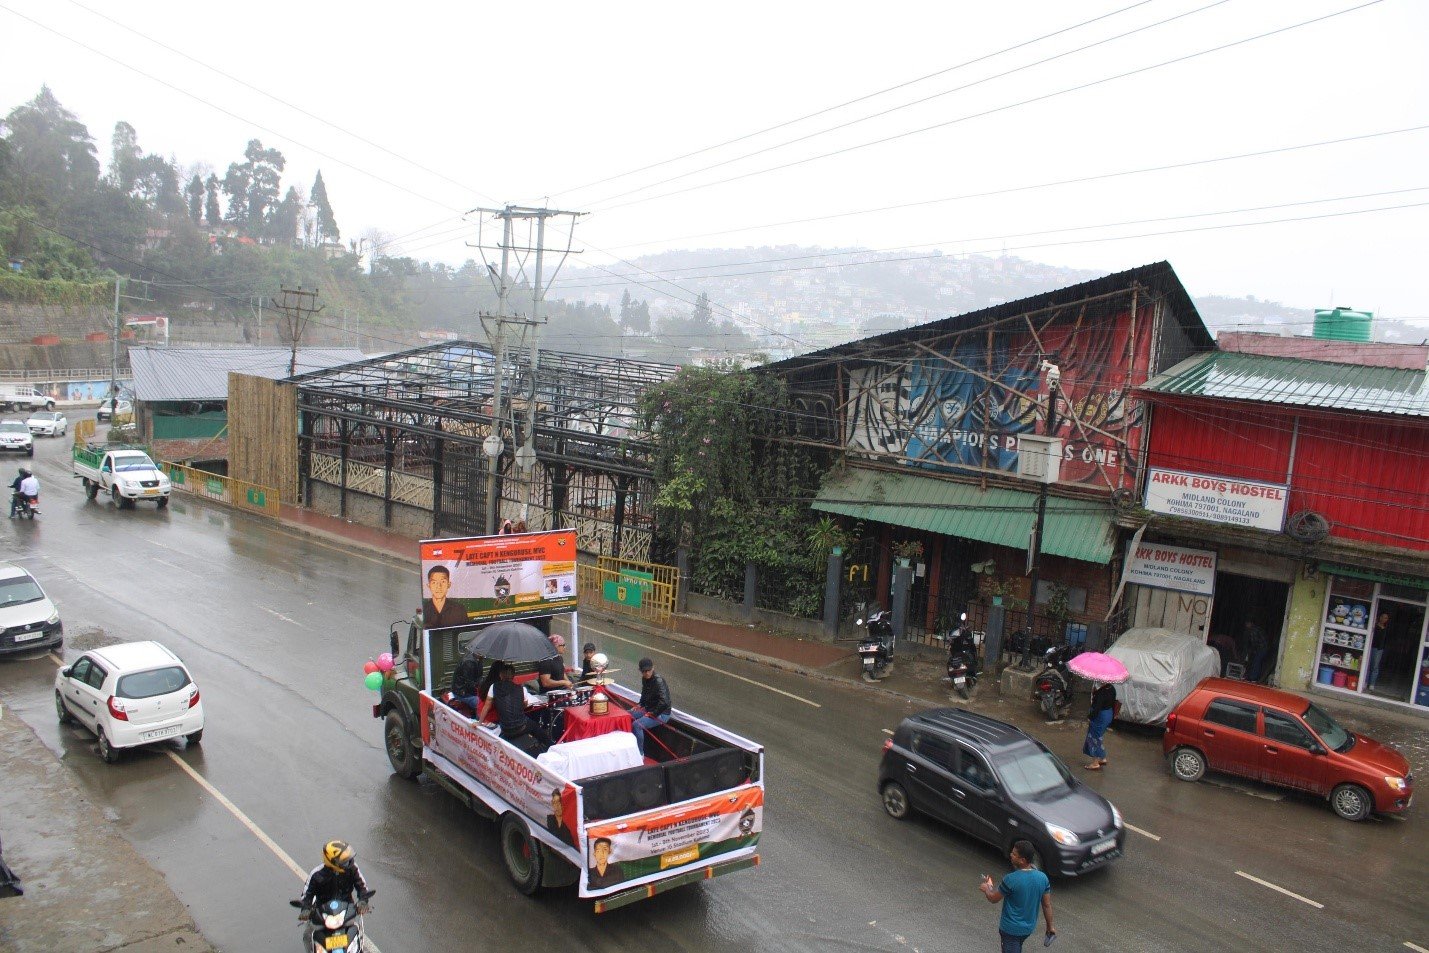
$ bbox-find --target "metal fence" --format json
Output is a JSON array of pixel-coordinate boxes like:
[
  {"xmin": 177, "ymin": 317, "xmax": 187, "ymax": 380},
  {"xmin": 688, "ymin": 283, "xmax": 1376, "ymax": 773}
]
[
  {"xmin": 576, "ymin": 557, "xmax": 677, "ymax": 628},
  {"xmin": 160, "ymin": 462, "xmax": 282, "ymax": 519}
]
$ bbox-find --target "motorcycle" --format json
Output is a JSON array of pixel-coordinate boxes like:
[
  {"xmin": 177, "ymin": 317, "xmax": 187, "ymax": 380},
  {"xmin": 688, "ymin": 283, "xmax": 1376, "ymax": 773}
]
[
  {"xmin": 854, "ymin": 602, "xmax": 895, "ymax": 682},
  {"xmin": 290, "ymin": 892, "xmax": 374, "ymax": 953},
  {"xmin": 11, "ymin": 493, "xmax": 37, "ymax": 519},
  {"xmin": 943, "ymin": 612, "xmax": 980, "ymax": 699},
  {"xmin": 1034, "ymin": 644, "xmax": 1075, "ymax": 720}
]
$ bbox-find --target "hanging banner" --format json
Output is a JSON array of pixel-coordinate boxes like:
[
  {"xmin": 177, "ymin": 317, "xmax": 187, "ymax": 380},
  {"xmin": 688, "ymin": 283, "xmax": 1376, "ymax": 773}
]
[
  {"xmin": 419, "ymin": 530, "xmax": 578, "ymax": 628},
  {"xmin": 1124, "ymin": 541, "xmax": 1217, "ymax": 596},
  {"xmin": 1144, "ymin": 468, "xmax": 1288, "ymax": 532},
  {"xmin": 582, "ymin": 786, "xmax": 763, "ymax": 891}
]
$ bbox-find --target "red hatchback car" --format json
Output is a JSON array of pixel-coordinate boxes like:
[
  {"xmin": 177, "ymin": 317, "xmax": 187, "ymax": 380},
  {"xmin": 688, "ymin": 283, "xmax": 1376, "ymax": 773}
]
[{"xmin": 1163, "ymin": 678, "xmax": 1413, "ymax": 821}]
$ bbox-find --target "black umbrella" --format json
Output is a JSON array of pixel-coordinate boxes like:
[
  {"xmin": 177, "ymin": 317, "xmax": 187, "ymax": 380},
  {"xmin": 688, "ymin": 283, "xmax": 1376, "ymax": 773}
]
[{"xmin": 468, "ymin": 621, "xmax": 557, "ymax": 663}]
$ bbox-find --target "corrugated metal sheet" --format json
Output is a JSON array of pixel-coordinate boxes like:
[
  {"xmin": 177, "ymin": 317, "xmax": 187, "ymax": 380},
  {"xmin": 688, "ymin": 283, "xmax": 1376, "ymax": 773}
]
[
  {"xmin": 812, "ymin": 466, "xmax": 1115, "ymax": 564},
  {"xmin": 1144, "ymin": 351, "xmax": 1429, "ymax": 417},
  {"xmin": 130, "ymin": 347, "xmax": 366, "ymax": 402}
]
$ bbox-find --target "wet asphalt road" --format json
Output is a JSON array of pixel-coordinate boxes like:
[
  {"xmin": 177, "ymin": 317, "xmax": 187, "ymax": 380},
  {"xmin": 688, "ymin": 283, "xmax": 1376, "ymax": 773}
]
[{"xmin": 0, "ymin": 423, "xmax": 1426, "ymax": 952}]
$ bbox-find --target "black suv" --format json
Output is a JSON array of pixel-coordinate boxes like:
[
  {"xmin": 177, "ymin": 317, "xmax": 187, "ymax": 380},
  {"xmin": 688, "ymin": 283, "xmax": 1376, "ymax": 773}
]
[{"xmin": 878, "ymin": 708, "xmax": 1124, "ymax": 877}]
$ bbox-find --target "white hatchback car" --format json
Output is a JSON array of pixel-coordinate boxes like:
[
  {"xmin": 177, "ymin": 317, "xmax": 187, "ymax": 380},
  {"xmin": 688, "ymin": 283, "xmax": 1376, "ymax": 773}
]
[
  {"xmin": 55, "ymin": 641, "xmax": 204, "ymax": 762},
  {"xmin": 25, "ymin": 410, "xmax": 68, "ymax": 437}
]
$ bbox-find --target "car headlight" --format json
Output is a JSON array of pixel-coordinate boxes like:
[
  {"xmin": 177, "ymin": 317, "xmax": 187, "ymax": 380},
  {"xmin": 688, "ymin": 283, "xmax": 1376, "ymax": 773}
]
[
  {"xmin": 1045, "ymin": 823, "xmax": 1079, "ymax": 846},
  {"xmin": 1110, "ymin": 803, "xmax": 1123, "ymax": 828},
  {"xmin": 46, "ymin": 610, "xmax": 60, "ymax": 625},
  {"xmin": 1385, "ymin": 776, "xmax": 1407, "ymax": 791}
]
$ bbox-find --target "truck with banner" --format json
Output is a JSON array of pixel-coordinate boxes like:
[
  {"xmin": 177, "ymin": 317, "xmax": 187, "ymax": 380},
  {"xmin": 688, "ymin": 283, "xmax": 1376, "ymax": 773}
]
[{"xmin": 374, "ymin": 529, "xmax": 764, "ymax": 912}]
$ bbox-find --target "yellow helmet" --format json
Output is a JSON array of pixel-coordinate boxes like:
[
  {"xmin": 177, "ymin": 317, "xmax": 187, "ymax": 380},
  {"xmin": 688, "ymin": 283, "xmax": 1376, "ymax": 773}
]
[{"xmin": 323, "ymin": 840, "xmax": 355, "ymax": 873}]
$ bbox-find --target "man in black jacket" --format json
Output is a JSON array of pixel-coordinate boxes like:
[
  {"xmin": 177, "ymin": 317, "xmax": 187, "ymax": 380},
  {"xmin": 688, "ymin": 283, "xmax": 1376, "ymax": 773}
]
[
  {"xmin": 449, "ymin": 651, "xmax": 484, "ymax": 712},
  {"xmin": 629, "ymin": 657, "xmax": 672, "ymax": 755},
  {"xmin": 300, "ymin": 840, "xmax": 372, "ymax": 910}
]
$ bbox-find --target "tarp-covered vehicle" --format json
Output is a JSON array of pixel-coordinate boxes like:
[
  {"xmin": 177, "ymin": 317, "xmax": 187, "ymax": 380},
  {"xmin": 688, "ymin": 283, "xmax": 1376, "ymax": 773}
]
[
  {"xmin": 375, "ymin": 530, "xmax": 764, "ymax": 913},
  {"xmin": 1105, "ymin": 627, "xmax": 1220, "ymax": 725}
]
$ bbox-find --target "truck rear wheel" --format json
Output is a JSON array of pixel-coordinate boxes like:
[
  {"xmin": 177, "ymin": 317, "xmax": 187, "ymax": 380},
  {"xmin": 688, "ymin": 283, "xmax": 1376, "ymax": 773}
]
[
  {"xmin": 500, "ymin": 813, "xmax": 544, "ymax": 895},
  {"xmin": 384, "ymin": 709, "xmax": 420, "ymax": 779},
  {"xmin": 85, "ymin": 479, "xmax": 99, "ymax": 500}
]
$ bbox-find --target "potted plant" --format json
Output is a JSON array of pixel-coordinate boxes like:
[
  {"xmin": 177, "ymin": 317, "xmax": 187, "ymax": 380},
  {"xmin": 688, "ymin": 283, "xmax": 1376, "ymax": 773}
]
[{"xmin": 891, "ymin": 539, "xmax": 924, "ymax": 566}]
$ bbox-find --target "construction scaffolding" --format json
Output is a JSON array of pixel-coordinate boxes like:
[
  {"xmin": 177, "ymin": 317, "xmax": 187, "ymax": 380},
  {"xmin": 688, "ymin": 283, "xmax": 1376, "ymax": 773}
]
[{"xmin": 288, "ymin": 341, "xmax": 679, "ymax": 558}]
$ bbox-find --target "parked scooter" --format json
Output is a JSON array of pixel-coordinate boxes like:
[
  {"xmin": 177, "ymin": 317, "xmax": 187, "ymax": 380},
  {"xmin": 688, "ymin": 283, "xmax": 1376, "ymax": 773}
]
[
  {"xmin": 943, "ymin": 612, "xmax": 980, "ymax": 699},
  {"xmin": 1034, "ymin": 644, "xmax": 1075, "ymax": 720},
  {"xmin": 290, "ymin": 892, "xmax": 374, "ymax": 953},
  {"xmin": 854, "ymin": 602, "xmax": 895, "ymax": 682}
]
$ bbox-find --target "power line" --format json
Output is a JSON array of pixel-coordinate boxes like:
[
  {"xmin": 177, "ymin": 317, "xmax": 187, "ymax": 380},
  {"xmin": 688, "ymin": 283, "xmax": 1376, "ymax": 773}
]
[
  {"xmin": 587, "ymin": 0, "xmax": 1387, "ymax": 215},
  {"xmin": 551, "ymin": 0, "xmax": 1161, "ymax": 199}
]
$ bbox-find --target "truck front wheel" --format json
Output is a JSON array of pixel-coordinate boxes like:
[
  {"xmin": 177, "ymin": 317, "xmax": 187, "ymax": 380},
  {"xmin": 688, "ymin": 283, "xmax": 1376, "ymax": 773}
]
[
  {"xmin": 384, "ymin": 709, "xmax": 420, "ymax": 779},
  {"xmin": 500, "ymin": 813, "xmax": 544, "ymax": 895}
]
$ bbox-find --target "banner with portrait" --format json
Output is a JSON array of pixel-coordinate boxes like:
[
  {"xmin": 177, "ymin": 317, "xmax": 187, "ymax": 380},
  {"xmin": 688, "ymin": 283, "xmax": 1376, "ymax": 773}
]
[{"xmin": 419, "ymin": 530, "xmax": 578, "ymax": 629}]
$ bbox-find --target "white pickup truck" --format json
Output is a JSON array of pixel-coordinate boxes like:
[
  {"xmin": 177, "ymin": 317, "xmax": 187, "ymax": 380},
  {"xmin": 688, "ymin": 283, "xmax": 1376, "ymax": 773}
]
[
  {"xmin": 0, "ymin": 385, "xmax": 56, "ymax": 413},
  {"xmin": 73, "ymin": 444, "xmax": 171, "ymax": 508}
]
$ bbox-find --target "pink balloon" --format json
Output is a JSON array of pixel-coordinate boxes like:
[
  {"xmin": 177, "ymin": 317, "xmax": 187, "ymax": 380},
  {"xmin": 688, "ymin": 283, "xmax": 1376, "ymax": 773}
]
[
  {"xmin": 363, "ymin": 660, "xmax": 379, "ymax": 675},
  {"xmin": 376, "ymin": 652, "xmax": 394, "ymax": 672}
]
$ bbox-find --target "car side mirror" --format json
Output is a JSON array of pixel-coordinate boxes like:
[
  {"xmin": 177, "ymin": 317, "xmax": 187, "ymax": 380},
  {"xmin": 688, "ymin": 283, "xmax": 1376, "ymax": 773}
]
[
  {"xmin": 59, "ymin": 665, "xmax": 70, "ymax": 677},
  {"xmin": 1308, "ymin": 743, "xmax": 1327, "ymax": 755},
  {"xmin": 389, "ymin": 631, "xmax": 400, "ymax": 659}
]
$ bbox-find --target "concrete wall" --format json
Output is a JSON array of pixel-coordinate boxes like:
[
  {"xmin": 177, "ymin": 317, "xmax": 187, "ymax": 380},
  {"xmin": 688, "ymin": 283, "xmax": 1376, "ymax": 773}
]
[
  {"xmin": 685, "ymin": 591, "xmax": 832, "ymax": 642},
  {"xmin": 307, "ymin": 481, "xmax": 431, "ymax": 540}
]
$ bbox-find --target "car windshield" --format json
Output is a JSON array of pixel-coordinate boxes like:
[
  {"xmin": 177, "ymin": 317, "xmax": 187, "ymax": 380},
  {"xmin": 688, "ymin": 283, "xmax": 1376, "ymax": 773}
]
[
  {"xmin": 117, "ymin": 666, "xmax": 191, "ymax": 699},
  {"xmin": 993, "ymin": 744, "xmax": 1073, "ymax": 798},
  {"xmin": 114, "ymin": 456, "xmax": 155, "ymax": 472},
  {"xmin": 33, "ymin": 413, "xmax": 58, "ymax": 422},
  {"xmin": 0, "ymin": 422, "xmax": 26, "ymax": 433},
  {"xmin": 0, "ymin": 575, "xmax": 45, "ymax": 606},
  {"xmin": 1303, "ymin": 702, "xmax": 1354, "ymax": 753}
]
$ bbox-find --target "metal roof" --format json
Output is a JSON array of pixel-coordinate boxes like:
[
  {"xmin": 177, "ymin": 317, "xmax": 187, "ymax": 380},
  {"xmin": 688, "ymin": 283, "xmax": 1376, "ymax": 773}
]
[
  {"xmin": 129, "ymin": 347, "xmax": 367, "ymax": 402},
  {"xmin": 1142, "ymin": 351, "xmax": 1429, "ymax": 417},
  {"xmin": 811, "ymin": 466, "xmax": 1116, "ymax": 564}
]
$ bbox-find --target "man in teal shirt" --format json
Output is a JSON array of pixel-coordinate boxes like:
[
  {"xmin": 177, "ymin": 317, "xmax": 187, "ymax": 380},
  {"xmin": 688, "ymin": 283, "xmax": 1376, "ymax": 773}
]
[{"xmin": 979, "ymin": 840, "xmax": 1055, "ymax": 952}]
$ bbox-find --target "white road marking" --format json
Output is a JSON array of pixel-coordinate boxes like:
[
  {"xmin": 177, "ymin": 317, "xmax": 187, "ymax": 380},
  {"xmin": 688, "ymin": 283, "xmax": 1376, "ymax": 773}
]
[
  {"xmin": 1234, "ymin": 870, "xmax": 1323, "ymax": 909},
  {"xmin": 260, "ymin": 606, "xmax": 302, "ymax": 626},
  {"xmin": 151, "ymin": 556, "xmax": 197, "ymax": 575},
  {"xmin": 1403, "ymin": 942, "xmax": 1429, "ymax": 953},
  {"xmin": 164, "ymin": 752, "xmax": 306, "ymax": 880},
  {"xmin": 1124, "ymin": 822, "xmax": 1161, "ymax": 841},
  {"xmin": 583, "ymin": 624, "xmax": 821, "ymax": 708},
  {"xmin": 882, "ymin": 728, "xmax": 894, "ymax": 735}
]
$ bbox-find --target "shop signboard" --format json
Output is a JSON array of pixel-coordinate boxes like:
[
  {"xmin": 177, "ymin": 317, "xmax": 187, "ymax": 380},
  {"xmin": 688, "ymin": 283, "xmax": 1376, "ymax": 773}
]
[
  {"xmin": 1144, "ymin": 467, "xmax": 1288, "ymax": 532},
  {"xmin": 1124, "ymin": 541, "xmax": 1217, "ymax": 596},
  {"xmin": 419, "ymin": 529, "xmax": 578, "ymax": 629}
]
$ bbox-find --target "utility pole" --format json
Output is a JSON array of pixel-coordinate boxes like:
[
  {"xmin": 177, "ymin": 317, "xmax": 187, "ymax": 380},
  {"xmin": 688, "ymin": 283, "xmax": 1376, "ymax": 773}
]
[
  {"xmin": 468, "ymin": 205, "xmax": 583, "ymax": 535},
  {"xmin": 111, "ymin": 277, "xmax": 152, "ymax": 403},
  {"xmin": 270, "ymin": 287, "xmax": 324, "ymax": 377},
  {"xmin": 1024, "ymin": 360, "xmax": 1062, "ymax": 635}
]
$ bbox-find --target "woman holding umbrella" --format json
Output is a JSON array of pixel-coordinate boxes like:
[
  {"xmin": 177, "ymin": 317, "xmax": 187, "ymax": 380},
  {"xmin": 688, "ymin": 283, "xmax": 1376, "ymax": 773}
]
[{"xmin": 1066, "ymin": 652, "xmax": 1129, "ymax": 771}]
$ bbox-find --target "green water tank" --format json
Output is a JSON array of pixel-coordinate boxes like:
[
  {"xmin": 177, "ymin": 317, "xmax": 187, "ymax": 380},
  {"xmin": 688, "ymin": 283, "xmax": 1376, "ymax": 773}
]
[{"xmin": 1313, "ymin": 307, "xmax": 1372, "ymax": 342}]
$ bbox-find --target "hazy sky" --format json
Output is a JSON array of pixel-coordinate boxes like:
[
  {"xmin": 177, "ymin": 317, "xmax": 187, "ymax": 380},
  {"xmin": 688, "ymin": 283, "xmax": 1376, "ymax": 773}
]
[{"xmin": 3, "ymin": 0, "xmax": 1426, "ymax": 324}]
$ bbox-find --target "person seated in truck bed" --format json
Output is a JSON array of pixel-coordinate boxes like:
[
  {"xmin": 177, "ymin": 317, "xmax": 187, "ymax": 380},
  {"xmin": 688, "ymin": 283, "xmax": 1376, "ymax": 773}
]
[
  {"xmin": 447, "ymin": 651, "xmax": 485, "ymax": 713},
  {"xmin": 478, "ymin": 662, "xmax": 554, "ymax": 755}
]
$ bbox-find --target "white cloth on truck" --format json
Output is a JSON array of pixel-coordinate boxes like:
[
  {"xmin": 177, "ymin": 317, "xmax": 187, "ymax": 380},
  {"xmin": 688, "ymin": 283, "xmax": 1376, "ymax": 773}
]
[
  {"xmin": 537, "ymin": 731, "xmax": 642, "ymax": 780},
  {"xmin": 1106, "ymin": 627, "xmax": 1220, "ymax": 725}
]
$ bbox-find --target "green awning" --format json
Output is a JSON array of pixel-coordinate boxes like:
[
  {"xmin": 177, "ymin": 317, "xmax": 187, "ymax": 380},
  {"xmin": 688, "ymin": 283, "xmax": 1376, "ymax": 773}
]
[{"xmin": 812, "ymin": 466, "xmax": 1116, "ymax": 564}]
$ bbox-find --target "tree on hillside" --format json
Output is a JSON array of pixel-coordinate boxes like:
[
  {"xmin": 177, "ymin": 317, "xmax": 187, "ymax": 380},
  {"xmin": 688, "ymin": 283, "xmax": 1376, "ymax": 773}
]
[
  {"xmin": 692, "ymin": 291, "xmax": 714, "ymax": 330},
  {"xmin": 221, "ymin": 160, "xmax": 249, "ymax": 225},
  {"xmin": 185, "ymin": 174, "xmax": 204, "ymax": 223},
  {"xmin": 221, "ymin": 139, "xmax": 285, "ymax": 233},
  {"xmin": 270, "ymin": 185, "xmax": 304, "ymax": 245},
  {"xmin": 619, "ymin": 290, "xmax": 651, "ymax": 333},
  {"xmin": 620, "ymin": 288, "xmax": 632, "ymax": 324},
  {"xmin": 310, "ymin": 171, "xmax": 338, "ymax": 243},
  {"xmin": 0, "ymin": 86, "xmax": 101, "ymax": 211},
  {"xmin": 204, "ymin": 173, "xmax": 222, "ymax": 226},
  {"xmin": 109, "ymin": 121, "xmax": 142, "ymax": 194}
]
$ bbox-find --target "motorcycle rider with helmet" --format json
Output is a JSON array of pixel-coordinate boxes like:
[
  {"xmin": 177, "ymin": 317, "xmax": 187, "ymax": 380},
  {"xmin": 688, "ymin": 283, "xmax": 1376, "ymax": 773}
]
[
  {"xmin": 9, "ymin": 468, "xmax": 38, "ymax": 518},
  {"xmin": 299, "ymin": 840, "xmax": 372, "ymax": 911}
]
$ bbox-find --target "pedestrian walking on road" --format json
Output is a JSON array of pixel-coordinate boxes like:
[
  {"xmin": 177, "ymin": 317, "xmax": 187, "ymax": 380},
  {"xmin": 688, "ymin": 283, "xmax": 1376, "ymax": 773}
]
[
  {"xmin": 979, "ymin": 840, "xmax": 1054, "ymax": 952},
  {"xmin": 1083, "ymin": 681, "xmax": 1116, "ymax": 770}
]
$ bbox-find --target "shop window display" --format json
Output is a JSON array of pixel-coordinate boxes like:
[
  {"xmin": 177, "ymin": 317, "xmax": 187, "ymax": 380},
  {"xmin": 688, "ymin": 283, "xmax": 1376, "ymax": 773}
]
[{"xmin": 1317, "ymin": 576, "xmax": 1429, "ymax": 709}]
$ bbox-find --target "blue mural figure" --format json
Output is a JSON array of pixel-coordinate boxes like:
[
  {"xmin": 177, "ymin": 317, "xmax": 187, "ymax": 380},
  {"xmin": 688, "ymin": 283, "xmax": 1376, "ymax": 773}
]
[{"xmin": 904, "ymin": 337, "xmax": 1040, "ymax": 474}]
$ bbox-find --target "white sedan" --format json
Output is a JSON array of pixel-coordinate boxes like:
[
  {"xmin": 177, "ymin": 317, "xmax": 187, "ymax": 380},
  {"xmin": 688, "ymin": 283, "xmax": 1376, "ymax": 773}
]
[
  {"xmin": 26, "ymin": 411, "xmax": 68, "ymax": 437},
  {"xmin": 55, "ymin": 641, "xmax": 204, "ymax": 762}
]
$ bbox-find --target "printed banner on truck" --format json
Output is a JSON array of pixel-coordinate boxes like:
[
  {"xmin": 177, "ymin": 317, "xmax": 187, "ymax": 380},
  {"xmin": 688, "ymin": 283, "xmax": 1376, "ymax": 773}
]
[
  {"xmin": 582, "ymin": 786, "xmax": 763, "ymax": 892},
  {"xmin": 1124, "ymin": 541, "xmax": 1217, "ymax": 596},
  {"xmin": 1144, "ymin": 467, "xmax": 1288, "ymax": 532},
  {"xmin": 419, "ymin": 530, "xmax": 578, "ymax": 628},
  {"xmin": 423, "ymin": 698, "xmax": 581, "ymax": 845}
]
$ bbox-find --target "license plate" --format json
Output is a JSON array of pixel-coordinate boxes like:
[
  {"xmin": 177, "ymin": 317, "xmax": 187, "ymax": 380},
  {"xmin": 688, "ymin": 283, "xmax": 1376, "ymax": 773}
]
[
  {"xmin": 13, "ymin": 631, "xmax": 44, "ymax": 643},
  {"xmin": 1091, "ymin": 839, "xmax": 1117, "ymax": 856},
  {"xmin": 141, "ymin": 725, "xmax": 180, "ymax": 741},
  {"xmin": 143, "ymin": 488, "xmax": 159, "ymax": 496},
  {"xmin": 325, "ymin": 935, "xmax": 348, "ymax": 950},
  {"xmin": 953, "ymin": 676, "xmax": 966, "ymax": 685}
]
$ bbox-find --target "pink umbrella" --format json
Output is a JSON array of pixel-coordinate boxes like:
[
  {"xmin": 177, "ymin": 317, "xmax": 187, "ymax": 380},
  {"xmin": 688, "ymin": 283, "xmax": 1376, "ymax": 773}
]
[{"xmin": 1067, "ymin": 651, "xmax": 1130, "ymax": 684}]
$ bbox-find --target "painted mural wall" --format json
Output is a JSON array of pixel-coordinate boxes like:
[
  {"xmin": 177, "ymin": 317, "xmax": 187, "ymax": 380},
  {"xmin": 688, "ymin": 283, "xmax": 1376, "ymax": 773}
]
[{"xmin": 843, "ymin": 306, "xmax": 1154, "ymax": 490}]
